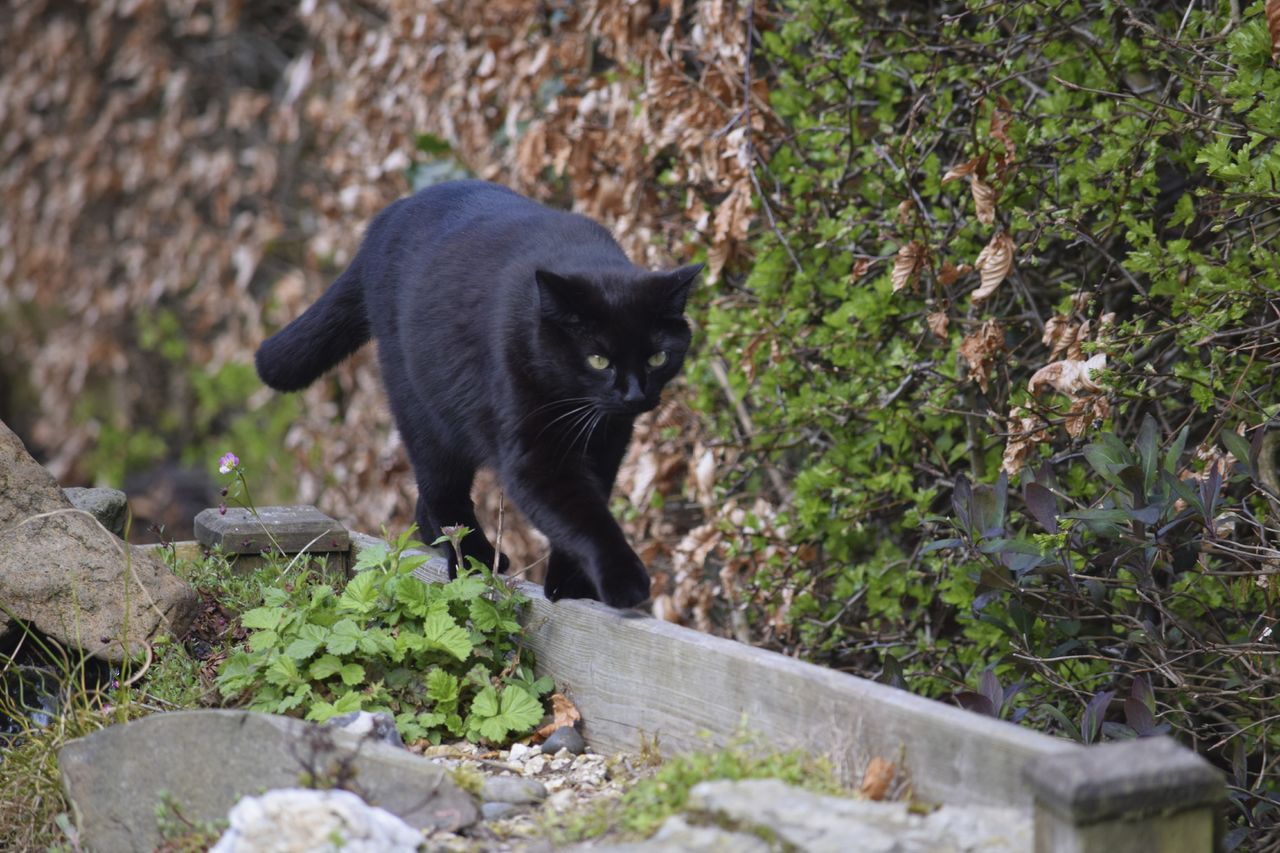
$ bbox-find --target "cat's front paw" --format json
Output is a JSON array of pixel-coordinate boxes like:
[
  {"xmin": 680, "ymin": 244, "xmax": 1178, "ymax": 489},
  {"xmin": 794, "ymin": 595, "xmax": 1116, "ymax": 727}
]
[{"xmin": 596, "ymin": 558, "xmax": 652, "ymax": 609}]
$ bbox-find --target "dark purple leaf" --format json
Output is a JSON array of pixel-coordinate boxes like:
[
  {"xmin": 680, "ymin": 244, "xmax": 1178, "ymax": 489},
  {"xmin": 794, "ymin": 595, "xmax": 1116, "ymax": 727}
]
[
  {"xmin": 1081, "ymin": 690, "xmax": 1114, "ymax": 745},
  {"xmin": 1130, "ymin": 674, "xmax": 1155, "ymax": 714},
  {"xmin": 979, "ymin": 668, "xmax": 1003, "ymax": 714},
  {"xmin": 1023, "ymin": 482, "xmax": 1059, "ymax": 532},
  {"xmin": 1123, "ymin": 696, "xmax": 1157, "ymax": 736},
  {"xmin": 1102, "ymin": 721, "xmax": 1138, "ymax": 740},
  {"xmin": 955, "ymin": 691, "xmax": 997, "ymax": 717},
  {"xmin": 952, "ymin": 475, "xmax": 973, "ymax": 537}
]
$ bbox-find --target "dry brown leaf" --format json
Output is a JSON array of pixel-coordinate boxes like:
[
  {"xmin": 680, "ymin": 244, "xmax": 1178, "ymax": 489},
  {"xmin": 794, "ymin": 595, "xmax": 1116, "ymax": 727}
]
[
  {"xmin": 942, "ymin": 155, "xmax": 982, "ymax": 183},
  {"xmin": 958, "ymin": 319, "xmax": 1004, "ymax": 393},
  {"xmin": 859, "ymin": 757, "xmax": 896, "ymax": 801},
  {"xmin": 971, "ymin": 232, "xmax": 1015, "ymax": 303},
  {"xmin": 1041, "ymin": 314, "xmax": 1076, "ymax": 360},
  {"xmin": 850, "ymin": 257, "xmax": 870, "ymax": 282},
  {"xmin": 1066, "ymin": 319, "xmax": 1090, "ymax": 361},
  {"xmin": 1268, "ymin": 0, "xmax": 1280, "ymax": 61},
  {"xmin": 1028, "ymin": 353, "xmax": 1107, "ymax": 397},
  {"xmin": 990, "ymin": 95, "xmax": 1016, "ymax": 164},
  {"xmin": 897, "ymin": 198, "xmax": 915, "ymax": 224},
  {"xmin": 1002, "ymin": 407, "xmax": 1050, "ymax": 476},
  {"xmin": 926, "ymin": 311, "xmax": 950, "ymax": 340},
  {"xmin": 937, "ymin": 261, "xmax": 972, "ymax": 286},
  {"xmin": 971, "ymin": 178, "xmax": 996, "ymax": 226},
  {"xmin": 1065, "ymin": 394, "xmax": 1111, "ymax": 438},
  {"xmin": 891, "ymin": 241, "xmax": 925, "ymax": 293},
  {"xmin": 535, "ymin": 692, "xmax": 583, "ymax": 739}
]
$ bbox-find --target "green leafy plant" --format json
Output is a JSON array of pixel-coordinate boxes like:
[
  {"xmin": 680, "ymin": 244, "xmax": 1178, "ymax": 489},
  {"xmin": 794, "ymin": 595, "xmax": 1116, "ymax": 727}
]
[{"xmin": 215, "ymin": 527, "xmax": 551, "ymax": 745}]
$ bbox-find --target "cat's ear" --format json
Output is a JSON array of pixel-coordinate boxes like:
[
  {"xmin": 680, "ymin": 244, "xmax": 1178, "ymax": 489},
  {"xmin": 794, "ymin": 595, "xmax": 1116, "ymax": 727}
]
[
  {"xmin": 535, "ymin": 270, "xmax": 586, "ymax": 324},
  {"xmin": 653, "ymin": 263, "xmax": 704, "ymax": 316}
]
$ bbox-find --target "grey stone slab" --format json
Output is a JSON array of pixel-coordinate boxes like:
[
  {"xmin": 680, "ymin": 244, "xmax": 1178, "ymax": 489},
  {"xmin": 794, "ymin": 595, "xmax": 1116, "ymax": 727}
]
[
  {"xmin": 194, "ymin": 505, "xmax": 349, "ymax": 555},
  {"xmin": 579, "ymin": 814, "xmax": 772, "ymax": 853},
  {"xmin": 62, "ymin": 487, "xmax": 128, "ymax": 537},
  {"xmin": 1023, "ymin": 736, "xmax": 1224, "ymax": 825},
  {"xmin": 683, "ymin": 778, "xmax": 1031, "ymax": 853},
  {"xmin": 59, "ymin": 709, "xmax": 478, "ymax": 852}
]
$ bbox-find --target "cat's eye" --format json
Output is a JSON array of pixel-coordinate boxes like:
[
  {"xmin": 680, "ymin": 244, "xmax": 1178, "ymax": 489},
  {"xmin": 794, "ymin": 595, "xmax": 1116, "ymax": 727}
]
[
  {"xmin": 587, "ymin": 354, "xmax": 611, "ymax": 370},
  {"xmin": 647, "ymin": 351, "xmax": 669, "ymax": 368}
]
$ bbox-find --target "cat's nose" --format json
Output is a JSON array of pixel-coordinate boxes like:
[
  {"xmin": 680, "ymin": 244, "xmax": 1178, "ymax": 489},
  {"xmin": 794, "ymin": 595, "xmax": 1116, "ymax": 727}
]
[{"xmin": 621, "ymin": 376, "xmax": 647, "ymax": 408}]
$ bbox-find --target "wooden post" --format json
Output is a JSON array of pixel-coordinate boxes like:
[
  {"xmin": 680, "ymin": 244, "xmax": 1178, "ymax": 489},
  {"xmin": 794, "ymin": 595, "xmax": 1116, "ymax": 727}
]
[
  {"xmin": 191, "ymin": 505, "xmax": 349, "ymax": 578},
  {"xmin": 1023, "ymin": 737, "xmax": 1224, "ymax": 853}
]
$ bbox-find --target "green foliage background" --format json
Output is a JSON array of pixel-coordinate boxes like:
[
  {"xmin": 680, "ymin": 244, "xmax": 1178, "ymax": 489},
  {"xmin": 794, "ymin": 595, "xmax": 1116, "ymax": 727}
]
[{"xmin": 691, "ymin": 1, "xmax": 1279, "ymax": 845}]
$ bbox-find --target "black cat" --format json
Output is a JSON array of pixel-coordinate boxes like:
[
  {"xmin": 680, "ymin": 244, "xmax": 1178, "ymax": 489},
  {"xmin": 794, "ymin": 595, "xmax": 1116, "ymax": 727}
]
[{"xmin": 255, "ymin": 180, "xmax": 701, "ymax": 608}]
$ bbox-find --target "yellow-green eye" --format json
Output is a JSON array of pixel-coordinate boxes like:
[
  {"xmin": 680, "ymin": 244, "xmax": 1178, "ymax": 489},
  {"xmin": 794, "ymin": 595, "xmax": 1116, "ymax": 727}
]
[
  {"xmin": 587, "ymin": 354, "xmax": 611, "ymax": 370},
  {"xmin": 647, "ymin": 351, "xmax": 669, "ymax": 368}
]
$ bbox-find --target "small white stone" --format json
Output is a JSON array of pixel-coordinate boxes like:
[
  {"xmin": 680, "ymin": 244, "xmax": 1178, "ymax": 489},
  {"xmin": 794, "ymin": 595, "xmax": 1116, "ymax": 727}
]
[
  {"xmin": 553, "ymin": 747, "xmax": 571, "ymax": 761},
  {"xmin": 211, "ymin": 788, "xmax": 421, "ymax": 853},
  {"xmin": 523, "ymin": 755, "xmax": 547, "ymax": 775},
  {"xmin": 507, "ymin": 742, "xmax": 532, "ymax": 763},
  {"xmin": 545, "ymin": 789, "xmax": 576, "ymax": 812},
  {"xmin": 548, "ymin": 757, "xmax": 571, "ymax": 772}
]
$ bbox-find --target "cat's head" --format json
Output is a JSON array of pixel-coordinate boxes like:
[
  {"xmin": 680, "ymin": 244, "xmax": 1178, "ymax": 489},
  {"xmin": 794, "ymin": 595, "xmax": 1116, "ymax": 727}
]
[{"xmin": 534, "ymin": 264, "xmax": 703, "ymax": 416}]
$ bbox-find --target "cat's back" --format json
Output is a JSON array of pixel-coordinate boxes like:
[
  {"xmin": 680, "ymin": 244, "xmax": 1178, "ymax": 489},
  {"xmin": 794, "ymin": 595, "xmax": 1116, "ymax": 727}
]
[{"xmin": 391, "ymin": 180, "xmax": 623, "ymax": 264}]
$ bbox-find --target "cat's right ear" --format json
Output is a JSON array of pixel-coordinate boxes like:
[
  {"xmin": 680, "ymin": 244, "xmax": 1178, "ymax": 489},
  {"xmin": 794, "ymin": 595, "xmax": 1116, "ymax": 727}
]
[{"xmin": 535, "ymin": 270, "xmax": 585, "ymax": 325}]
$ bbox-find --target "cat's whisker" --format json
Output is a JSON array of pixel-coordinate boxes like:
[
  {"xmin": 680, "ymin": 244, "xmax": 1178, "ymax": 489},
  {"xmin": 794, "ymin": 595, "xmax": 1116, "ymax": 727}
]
[
  {"xmin": 516, "ymin": 396, "xmax": 596, "ymax": 428},
  {"xmin": 533, "ymin": 403, "xmax": 596, "ymax": 444}
]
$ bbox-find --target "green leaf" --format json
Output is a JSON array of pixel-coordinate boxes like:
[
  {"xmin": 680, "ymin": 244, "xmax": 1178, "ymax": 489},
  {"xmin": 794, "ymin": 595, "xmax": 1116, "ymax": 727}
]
[
  {"xmin": 352, "ymin": 543, "xmax": 389, "ymax": 573},
  {"xmin": 421, "ymin": 611, "xmax": 474, "ymax": 661},
  {"xmin": 283, "ymin": 623, "xmax": 329, "ymax": 660},
  {"xmin": 427, "ymin": 669, "xmax": 461, "ymax": 708},
  {"xmin": 265, "ymin": 654, "xmax": 302, "ymax": 688},
  {"xmin": 240, "ymin": 606, "xmax": 285, "ymax": 631},
  {"xmin": 339, "ymin": 662, "xmax": 366, "ymax": 686},
  {"xmin": 339, "ymin": 570, "xmax": 383, "ymax": 615},
  {"xmin": 306, "ymin": 692, "xmax": 364, "ymax": 723},
  {"xmin": 309, "ymin": 654, "xmax": 345, "ymax": 681},
  {"xmin": 325, "ymin": 619, "xmax": 362, "ymax": 656},
  {"xmin": 468, "ymin": 685, "xmax": 544, "ymax": 743}
]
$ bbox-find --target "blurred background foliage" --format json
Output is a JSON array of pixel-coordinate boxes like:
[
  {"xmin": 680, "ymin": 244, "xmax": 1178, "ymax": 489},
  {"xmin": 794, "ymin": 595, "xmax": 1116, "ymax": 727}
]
[{"xmin": 1, "ymin": 0, "xmax": 1277, "ymax": 845}]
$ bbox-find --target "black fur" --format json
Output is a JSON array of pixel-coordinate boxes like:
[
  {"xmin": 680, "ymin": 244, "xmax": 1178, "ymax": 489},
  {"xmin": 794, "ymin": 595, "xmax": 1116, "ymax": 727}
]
[{"xmin": 255, "ymin": 181, "xmax": 701, "ymax": 608}]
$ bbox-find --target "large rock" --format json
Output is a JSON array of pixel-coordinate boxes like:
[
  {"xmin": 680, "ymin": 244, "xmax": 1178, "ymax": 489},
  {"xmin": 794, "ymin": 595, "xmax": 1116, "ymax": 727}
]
[
  {"xmin": 0, "ymin": 419, "xmax": 197, "ymax": 658},
  {"xmin": 59, "ymin": 710, "xmax": 480, "ymax": 852}
]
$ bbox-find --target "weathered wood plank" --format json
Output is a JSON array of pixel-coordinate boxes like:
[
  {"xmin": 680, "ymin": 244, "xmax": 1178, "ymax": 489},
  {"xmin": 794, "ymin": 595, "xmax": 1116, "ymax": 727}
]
[{"xmin": 348, "ymin": 532, "xmax": 1075, "ymax": 811}]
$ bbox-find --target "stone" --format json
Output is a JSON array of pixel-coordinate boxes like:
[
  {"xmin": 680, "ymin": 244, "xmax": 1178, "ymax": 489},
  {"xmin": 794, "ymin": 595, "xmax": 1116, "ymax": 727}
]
[
  {"xmin": 0, "ymin": 420, "xmax": 197, "ymax": 659},
  {"xmin": 481, "ymin": 775, "xmax": 547, "ymax": 805},
  {"xmin": 541, "ymin": 724, "xmax": 586, "ymax": 755},
  {"xmin": 507, "ymin": 741, "xmax": 534, "ymax": 763},
  {"xmin": 62, "ymin": 487, "xmax": 128, "ymax": 538},
  {"xmin": 576, "ymin": 814, "xmax": 771, "ymax": 853},
  {"xmin": 481, "ymin": 801, "xmax": 520, "ymax": 821},
  {"xmin": 210, "ymin": 787, "xmax": 423, "ymax": 853},
  {"xmin": 194, "ymin": 505, "xmax": 349, "ymax": 555},
  {"xmin": 322, "ymin": 710, "xmax": 405, "ymax": 749},
  {"xmin": 683, "ymin": 778, "xmax": 1032, "ymax": 853},
  {"xmin": 59, "ymin": 710, "xmax": 479, "ymax": 852}
]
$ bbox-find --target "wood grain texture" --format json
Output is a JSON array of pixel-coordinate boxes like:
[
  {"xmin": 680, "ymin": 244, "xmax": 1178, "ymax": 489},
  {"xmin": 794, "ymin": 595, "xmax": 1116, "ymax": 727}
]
[{"xmin": 348, "ymin": 532, "xmax": 1075, "ymax": 811}]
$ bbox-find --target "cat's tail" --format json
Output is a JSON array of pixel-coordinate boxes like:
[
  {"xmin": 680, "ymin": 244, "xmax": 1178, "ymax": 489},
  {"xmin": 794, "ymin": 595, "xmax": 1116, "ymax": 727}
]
[{"xmin": 254, "ymin": 261, "xmax": 371, "ymax": 392}]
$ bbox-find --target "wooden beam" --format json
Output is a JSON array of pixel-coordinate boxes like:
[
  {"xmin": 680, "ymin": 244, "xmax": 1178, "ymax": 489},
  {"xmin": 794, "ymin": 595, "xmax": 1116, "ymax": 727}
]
[{"xmin": 349, "ymin": 532, "xmax": 1073, "ymax": 811}]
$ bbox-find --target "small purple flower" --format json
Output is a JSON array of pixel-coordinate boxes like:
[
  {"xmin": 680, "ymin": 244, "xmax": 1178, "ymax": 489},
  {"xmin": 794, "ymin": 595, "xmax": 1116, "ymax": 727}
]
[
  {"xmin": 219, "ymin": 503, "xmax": 227, "ymax": 516},
  {"xmin": 218, "ymin": 452, "xmax": 240, "ymax": 474}
]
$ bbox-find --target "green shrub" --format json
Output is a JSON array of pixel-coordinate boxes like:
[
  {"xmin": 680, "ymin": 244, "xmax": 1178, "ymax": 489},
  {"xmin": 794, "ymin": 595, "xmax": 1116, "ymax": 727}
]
[
  {"xmin": 698, "ymin": 1, "xmax": 1278, "ymax": 845},
  {"xmin": 215, "ymin": 528, "xmax": 552, "ymax": 745}
]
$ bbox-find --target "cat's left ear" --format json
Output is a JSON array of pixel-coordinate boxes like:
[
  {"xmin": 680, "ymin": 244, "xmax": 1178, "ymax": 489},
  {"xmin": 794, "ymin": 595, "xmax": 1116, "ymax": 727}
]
[{"xmin": 654, "ymin": 263, "xmax": 704, "ymax": 316}]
